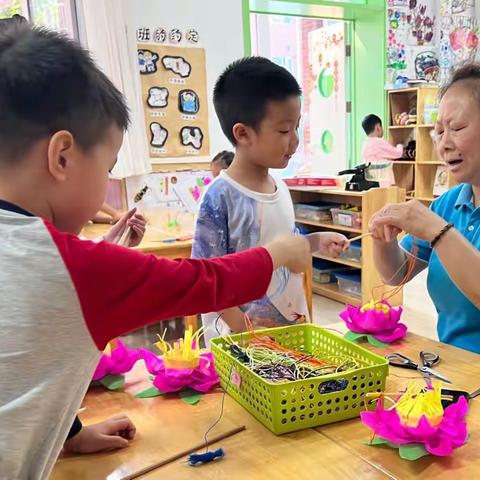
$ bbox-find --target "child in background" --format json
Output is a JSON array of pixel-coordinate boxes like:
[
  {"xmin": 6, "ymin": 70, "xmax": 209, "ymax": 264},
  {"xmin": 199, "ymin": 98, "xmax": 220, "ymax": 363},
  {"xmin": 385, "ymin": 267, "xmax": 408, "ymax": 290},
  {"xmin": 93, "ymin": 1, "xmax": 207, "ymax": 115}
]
[
  {"xmin": 210, "ymin": 150, "xmax": 234, "ymax": 178},
  {"xmin": 0, "ymin": 25, "xmax": 311, "ymax": 479},
  {"xmin": 362, "ymin": 114, "xmax": 403, "ymax": 187},
  {"xmin": 192, "ymin": 57, "xmax": 348, "ymax": 344}
]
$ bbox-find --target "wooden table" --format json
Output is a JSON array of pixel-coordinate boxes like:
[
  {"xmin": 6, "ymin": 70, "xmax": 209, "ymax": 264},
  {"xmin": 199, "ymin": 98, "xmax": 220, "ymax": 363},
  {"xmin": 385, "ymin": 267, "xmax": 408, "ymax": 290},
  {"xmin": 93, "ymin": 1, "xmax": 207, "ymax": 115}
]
[
  {"xmin": 52, "ymin": 326, "xmax": 480, "ymax": 480},
  {"xmin": 81, "ymin": 223, "xmax": 197, "ymax": 330},
  {"xmin": 81, "ymin": 223, "xmax": 193, "ymax": 259}
]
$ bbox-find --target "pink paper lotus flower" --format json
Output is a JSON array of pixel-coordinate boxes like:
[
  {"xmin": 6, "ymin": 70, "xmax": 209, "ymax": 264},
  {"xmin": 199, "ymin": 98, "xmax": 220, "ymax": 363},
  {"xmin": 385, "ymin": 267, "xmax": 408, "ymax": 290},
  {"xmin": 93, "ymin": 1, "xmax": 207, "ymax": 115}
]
[
  {"xmin": 93, "ymin": 340, "xmax": 140, "ymax": 381},
  {"xmin": 143, "ymin": 349, "xmax": 219, "ymax": 393},
  {"xmin": 142, "ymin": 326, "xmax": 220, "ymax": 393},
  {"xmin": 340, "ymin": 300, "xmax": 406, "ymax": 343},
  {"xmin": 361, "ymin": 382, "xmax": 468, "ymax": 457}
]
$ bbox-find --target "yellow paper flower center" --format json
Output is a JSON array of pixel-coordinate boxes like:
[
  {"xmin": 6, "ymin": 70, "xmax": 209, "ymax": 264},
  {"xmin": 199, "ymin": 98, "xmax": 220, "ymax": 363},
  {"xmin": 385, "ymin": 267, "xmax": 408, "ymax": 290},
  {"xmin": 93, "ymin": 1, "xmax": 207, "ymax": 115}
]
[
  {"xmin": 360, "ymin": 300, "xmax": 390, "ymax": 314},
  {"xmin": 155, "ymin": 326, "xmax": 204, "ymax": 369},
  {"xmin": 395, "ymin": 381, "xmax": 444, "ymax": 427}
]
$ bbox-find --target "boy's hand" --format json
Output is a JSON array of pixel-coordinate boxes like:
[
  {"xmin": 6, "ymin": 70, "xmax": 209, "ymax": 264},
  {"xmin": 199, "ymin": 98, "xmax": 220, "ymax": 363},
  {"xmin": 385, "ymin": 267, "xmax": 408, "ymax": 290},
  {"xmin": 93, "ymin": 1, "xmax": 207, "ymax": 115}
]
[
  {"xmin": 63, "ymin": 415, "xmax": 136, "ymax": 454},
  {"xmin": 104, "ymin": 208, "xmax": 146, "ymax": 247},
  {"xmin": 265, "ymin": 234, "xmax": 311, "ymax": 273},
  {"xmin": 306, "ymin": 232, "xmax": 349, "ymax": 258}
]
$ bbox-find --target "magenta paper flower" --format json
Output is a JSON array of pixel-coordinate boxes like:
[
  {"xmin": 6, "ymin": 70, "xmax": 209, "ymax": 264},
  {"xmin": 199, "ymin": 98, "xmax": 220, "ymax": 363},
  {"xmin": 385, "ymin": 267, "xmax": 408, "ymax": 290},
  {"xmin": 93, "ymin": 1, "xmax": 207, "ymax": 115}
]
[
  {"xmin": 93, "ymin": 340, "xmax": 140, "ymax": 381},
  {"xmin": 361, "ymin": 383, "xmax": 468, "ymax": 457},
  {"xmin": 340, "ymin": 300, "xmax": 406, "ymax": 344},
  {"xmin": 141, "ymin": 349, "xmax": 219, "ymax": 393}
]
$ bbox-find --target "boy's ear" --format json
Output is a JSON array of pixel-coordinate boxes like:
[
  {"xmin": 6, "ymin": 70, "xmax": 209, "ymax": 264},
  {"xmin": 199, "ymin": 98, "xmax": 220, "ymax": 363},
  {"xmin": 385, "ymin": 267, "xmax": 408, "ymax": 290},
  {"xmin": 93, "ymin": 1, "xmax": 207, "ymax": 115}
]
[
  {"xmin": 232, "ymin": 122, "xmax": 253, "ymax": 145},
  {"xmin": 47, "ymin": 131, "xmax": 75, "ymax": 182}
]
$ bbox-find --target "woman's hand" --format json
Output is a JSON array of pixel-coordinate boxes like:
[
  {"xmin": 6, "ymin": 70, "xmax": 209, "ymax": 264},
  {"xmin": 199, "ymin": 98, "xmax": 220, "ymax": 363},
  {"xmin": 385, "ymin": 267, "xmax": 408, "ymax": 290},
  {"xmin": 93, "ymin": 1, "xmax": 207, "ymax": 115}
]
[{"xmin": 369, "ymin": 200, "xmax": 447, "ymax": 242}]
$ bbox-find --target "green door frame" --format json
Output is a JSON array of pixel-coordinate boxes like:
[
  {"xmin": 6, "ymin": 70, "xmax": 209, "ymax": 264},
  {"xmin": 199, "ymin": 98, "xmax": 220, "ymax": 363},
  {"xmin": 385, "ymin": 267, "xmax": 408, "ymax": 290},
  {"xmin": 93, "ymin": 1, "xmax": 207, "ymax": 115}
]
[{"xmin": 242, "ymin": 0, "xmax": 386, "ymax": 168}]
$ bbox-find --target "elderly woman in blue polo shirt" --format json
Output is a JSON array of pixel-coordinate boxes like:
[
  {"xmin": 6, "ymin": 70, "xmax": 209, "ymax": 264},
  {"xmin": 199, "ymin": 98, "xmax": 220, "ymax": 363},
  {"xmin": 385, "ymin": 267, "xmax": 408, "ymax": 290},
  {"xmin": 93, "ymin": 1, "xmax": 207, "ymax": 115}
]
[{"xmin": 370, "ymin": 63, "xmax": 480, "ymax": 354}]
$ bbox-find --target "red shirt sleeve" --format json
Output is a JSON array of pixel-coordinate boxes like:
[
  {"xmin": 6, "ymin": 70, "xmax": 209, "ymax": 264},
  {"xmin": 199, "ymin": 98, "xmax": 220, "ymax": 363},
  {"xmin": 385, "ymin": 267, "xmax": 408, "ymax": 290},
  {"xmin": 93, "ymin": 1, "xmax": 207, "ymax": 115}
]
[{"xmin": 45, "ymin": 222, "xmax": 273, "ymax": 350}]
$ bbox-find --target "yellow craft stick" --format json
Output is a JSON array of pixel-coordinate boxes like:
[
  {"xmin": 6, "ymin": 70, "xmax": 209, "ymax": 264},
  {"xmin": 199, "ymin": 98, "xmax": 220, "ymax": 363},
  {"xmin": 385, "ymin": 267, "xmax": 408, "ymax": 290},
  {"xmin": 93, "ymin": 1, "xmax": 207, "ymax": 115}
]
[{"xmin": 348, "ymin": 231, "xmax": 373, "ymax": 243}]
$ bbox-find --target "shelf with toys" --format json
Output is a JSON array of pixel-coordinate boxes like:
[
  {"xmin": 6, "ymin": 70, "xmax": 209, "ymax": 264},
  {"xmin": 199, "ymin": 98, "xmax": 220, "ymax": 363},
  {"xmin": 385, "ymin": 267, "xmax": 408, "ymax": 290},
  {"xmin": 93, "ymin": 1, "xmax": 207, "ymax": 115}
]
[
  {"xmin": 289, "ymin": 186, "xmax": 405, "ymax": 307},
  {"xmin": 387, "ymin": 86, "xmax": 456, "ymax": 203}
]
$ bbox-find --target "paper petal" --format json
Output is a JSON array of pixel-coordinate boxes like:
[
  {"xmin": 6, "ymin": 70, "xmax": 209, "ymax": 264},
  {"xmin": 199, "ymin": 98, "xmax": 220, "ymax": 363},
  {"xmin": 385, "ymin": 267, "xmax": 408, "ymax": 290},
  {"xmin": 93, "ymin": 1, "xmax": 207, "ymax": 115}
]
[
  {"xmin": 100, "ymin": 374, "xmax": 125, "ymax": 391},
  {"xmin": 134, "ymin": 386, "xmax": 166, "ymax": 398},
  {"xmin": 398, "ymin": 443, "xmax": 430, "ymax": 461},
  {"xmin": 364, "ymin": 437, "xmax": 389, "ymax": 446},
  {"xmin": 180, "ymin": 388, "xmax": 203, "ymax": 405},
  {"xmin": 367, "ymin": 335, "xmax": 389, "ymax": 348},
  {"xmin": 344, "ymin": 331, "xmax": 366, "ymax": 342}
]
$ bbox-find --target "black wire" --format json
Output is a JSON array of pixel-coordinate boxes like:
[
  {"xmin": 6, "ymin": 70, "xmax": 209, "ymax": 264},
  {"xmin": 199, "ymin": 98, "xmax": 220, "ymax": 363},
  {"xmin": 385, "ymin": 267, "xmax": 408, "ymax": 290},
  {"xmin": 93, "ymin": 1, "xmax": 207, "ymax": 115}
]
[
  {"xmin": 203, "ymin": 312, "xmax": 235, "ymax": 452},
  {"xmin": 214, "ymin": 312, "xmax": 223, "ymax": 336}
]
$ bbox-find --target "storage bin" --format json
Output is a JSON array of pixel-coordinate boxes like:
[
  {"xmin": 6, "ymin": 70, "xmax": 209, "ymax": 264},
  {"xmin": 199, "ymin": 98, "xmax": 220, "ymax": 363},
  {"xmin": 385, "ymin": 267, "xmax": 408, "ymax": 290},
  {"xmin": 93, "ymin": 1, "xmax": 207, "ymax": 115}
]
[
  {"xmin": 335, "ymin": 271, "xmax": 361, "ymax": 297},
  {"xmin": 211, "ymin": 324, "xmax": 388, "ymax": 435},
  {"xmin": 331, "ymin": 207, "xmax": 362, "ymax": 228},
  {"xmin": 295, "ymin": 203, "xmax": 335, "ymax": 222},
  {"xmin": 340, "ymin": 241, "xmax": 362, "ymax": 263}
]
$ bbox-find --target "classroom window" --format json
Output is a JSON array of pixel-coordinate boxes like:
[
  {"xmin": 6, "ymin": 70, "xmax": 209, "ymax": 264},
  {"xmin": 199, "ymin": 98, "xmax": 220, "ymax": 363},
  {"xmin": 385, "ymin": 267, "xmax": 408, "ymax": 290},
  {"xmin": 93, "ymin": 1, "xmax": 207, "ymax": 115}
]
[
  {"xmin": 251, "ymin": 13, "xmax": 351, "ymax": 177},
  {"xmin": 0, "ymin": 0, "xmax": 78, "ymax": 38}
]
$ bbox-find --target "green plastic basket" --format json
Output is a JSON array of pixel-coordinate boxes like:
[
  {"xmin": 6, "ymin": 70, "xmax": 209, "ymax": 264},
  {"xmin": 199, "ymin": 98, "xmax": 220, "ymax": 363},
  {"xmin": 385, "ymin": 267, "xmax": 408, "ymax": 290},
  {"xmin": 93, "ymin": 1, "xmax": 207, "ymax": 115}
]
[{"xmin": 211, "ymin": 324, "xmax": 389, "ymax": 435}]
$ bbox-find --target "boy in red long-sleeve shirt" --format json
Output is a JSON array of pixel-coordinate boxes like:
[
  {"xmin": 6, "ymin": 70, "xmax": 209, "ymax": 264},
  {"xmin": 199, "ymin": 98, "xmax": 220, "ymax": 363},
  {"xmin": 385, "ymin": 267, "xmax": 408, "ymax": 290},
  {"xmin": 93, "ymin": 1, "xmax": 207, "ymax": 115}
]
[{"xmin": 0, "ymin": 23, "xmax": 310, "ymax": 479}]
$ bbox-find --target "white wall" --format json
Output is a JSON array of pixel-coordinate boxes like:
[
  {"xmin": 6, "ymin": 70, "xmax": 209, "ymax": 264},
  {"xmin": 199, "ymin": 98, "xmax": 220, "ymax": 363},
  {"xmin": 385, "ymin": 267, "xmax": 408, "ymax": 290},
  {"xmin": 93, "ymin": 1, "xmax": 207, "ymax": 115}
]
[{"xmin": 129, "ymin": 0, "xmax": 245, "ymax": 163}]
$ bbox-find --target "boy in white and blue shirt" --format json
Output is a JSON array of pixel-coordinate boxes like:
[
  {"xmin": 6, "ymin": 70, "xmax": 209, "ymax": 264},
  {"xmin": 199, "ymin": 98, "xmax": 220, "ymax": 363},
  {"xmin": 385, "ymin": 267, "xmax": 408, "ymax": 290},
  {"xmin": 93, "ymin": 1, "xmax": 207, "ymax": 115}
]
[{"xmin": 193, "ymin": 57, "xmax": 348, "ymax": 343}]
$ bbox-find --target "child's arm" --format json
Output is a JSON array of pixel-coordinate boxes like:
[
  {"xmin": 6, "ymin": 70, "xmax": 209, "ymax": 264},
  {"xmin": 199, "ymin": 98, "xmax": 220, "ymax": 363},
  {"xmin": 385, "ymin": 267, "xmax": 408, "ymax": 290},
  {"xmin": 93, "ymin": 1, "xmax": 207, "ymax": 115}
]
[
  {"xmin": 46, "ymin": 222, "xmax": 309, "ymax": 349},
  {"xmin": 375, "ymin": 139, "xmax": 404, "ymax": 160}
]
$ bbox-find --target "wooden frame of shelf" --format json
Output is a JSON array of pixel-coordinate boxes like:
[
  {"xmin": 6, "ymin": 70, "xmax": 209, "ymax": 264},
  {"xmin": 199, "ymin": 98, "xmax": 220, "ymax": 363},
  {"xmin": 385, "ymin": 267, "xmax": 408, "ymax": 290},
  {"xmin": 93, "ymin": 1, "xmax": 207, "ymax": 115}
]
[
  {"xmin": 388, "ymin": 86, "xmax": 456, "ymax": 203},
  {"xmin": 290, "ymin": 186, "xmax": 405, "ymax": 307}
]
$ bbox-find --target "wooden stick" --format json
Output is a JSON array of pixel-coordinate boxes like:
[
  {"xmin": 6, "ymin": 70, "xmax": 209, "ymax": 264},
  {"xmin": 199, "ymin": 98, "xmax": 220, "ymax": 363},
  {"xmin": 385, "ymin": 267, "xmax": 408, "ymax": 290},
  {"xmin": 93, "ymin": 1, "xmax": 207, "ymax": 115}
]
[
  {"xmin": 348, "ymin": 231, "xmax": 373, "ymax": 243},
  {"xmin": 117, "ymin": 227, "xmax": 133, "ymax": 247},
  {"xmin": 121, "ymin": 425, "xmax": 246, "ymax": 480}
]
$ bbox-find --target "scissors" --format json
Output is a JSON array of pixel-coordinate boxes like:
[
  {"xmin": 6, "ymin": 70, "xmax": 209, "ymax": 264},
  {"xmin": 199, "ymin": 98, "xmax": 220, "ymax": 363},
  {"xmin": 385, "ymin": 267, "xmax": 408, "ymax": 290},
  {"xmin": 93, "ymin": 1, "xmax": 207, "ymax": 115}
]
[{"xmin": 386, "ymin": 351, "xmax": 452, "ymax": 384}]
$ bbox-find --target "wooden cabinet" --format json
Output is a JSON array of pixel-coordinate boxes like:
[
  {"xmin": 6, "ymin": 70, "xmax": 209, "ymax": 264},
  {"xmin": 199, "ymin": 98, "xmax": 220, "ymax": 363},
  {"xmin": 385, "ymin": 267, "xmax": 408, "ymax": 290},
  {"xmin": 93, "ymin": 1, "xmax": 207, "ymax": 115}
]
[
  {"xmin": 388, "ymin": 86, "xmax": 455, "ymax": 203},
  {"xmin": 290, "ymin": 187, "xmax": 405, "ymax": 307}
]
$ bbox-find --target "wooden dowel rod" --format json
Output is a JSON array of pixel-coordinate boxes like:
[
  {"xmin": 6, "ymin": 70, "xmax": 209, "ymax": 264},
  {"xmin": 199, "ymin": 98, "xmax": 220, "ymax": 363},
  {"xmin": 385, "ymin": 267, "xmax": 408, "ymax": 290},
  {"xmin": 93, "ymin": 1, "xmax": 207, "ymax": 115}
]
[
  {"xmin": 121, "ymin": 425, "xmax": 246, "ymax": 480},
  {"xmin": 348, "ymin": 231, "xmax": 373, "ymax": 243}
]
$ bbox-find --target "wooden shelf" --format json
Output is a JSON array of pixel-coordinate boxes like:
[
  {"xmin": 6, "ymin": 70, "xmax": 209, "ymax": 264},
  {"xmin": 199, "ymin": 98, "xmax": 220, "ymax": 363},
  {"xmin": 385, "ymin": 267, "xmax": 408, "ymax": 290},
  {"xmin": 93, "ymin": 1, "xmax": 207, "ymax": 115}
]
[
  {"xmin": 416, "ymin": 196, "xmax": 435, "ymax": 202},
  {"xmin": 289, "ymin": 187, "xmax": 365, "ymax": 197},
  {"xmin": 389, "ymin": 125, "xmax": 415, "ymax": 129},
  {"xmin": 417, "ymin": 161, "xmax": 443, "ymax": 165},
  {"xmin": 392, "ymin": 160, "xmax": 415, "ymax": 165},
  {"xmin": 295, "ymin": 218, "xmax": 362, "ymax": 234},
  {"xmin": 312, "ymin": 282, "xmax": 361, "ymax": 306},
  {"xmin": 417, "ymin": 124, "xmax": 435, "ymax": 128},
  {"xmin": 290, "ymin": 187, "xmax": 404, "ymax": 307},
  {"xmin": 312, "ymin": 253, "xmax": 361, "ymax": 269}
]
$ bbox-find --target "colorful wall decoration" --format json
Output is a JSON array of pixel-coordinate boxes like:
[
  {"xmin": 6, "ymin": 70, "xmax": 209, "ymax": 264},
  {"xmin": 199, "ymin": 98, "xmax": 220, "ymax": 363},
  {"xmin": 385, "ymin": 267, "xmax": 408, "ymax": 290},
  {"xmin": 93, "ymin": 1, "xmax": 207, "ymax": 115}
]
[
  {"xmin": 126, "ymin": 170, "xmax": 211, "ymax": 214},
  {"xmin": 137, "ymin": 43, "xmax": 210, "ymax": 158},
  {"xmin": 387, "ymin": 0, "xmax": 439, "ymax": 87},
  {"xmin": 439, "ymin": 0, "xmax": 478, "ymax": 84},
  {"xmin": 387, "ymin": 0, "xmax": 478, "ymax": 87},
  {"xmin": 307, "ymin": 21, "xmax": 347, "ymax": 176}
]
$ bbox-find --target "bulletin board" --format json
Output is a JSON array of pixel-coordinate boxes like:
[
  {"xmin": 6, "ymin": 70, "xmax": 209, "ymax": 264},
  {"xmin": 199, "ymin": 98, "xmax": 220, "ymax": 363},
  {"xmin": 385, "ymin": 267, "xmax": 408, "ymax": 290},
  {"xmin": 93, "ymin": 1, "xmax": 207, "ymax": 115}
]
[{"xmin": 137, "ymin": 44, "xmax": 210, "ymax": 159}]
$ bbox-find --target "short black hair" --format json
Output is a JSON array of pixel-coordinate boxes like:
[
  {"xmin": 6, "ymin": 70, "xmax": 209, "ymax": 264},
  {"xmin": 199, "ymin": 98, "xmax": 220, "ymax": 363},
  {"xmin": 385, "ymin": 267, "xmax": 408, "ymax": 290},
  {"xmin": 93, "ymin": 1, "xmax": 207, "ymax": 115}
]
[
  {"xmin": 211, "ymin": 150, "xmax": 234, "ymax": 168},
  {"xmin": 213, "ymin": 57, "xmax": 301, "ymax": 145},
  {"xmin": 0, "ymin": 22, "xmax": 129, "ymax": 162},
  {"xmin": 440, "ymin": 62, "xmax": 480, "ymax": 101},
  {"xmin": 362, "ymin": 114, "xmax": 382, "ymax": 135}
]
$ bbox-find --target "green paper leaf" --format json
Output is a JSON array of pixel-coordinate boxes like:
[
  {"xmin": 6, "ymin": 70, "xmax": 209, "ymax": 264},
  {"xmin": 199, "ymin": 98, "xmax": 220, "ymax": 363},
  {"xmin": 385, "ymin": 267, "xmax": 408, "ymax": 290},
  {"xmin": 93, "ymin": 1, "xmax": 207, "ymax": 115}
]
[
  {"xmin": 367, "ymin": 336, "xmax": 389, "ymax": 348},
  {"xmin": 100, "ymin": 374, "xmax": 125, "ymax": 391},
  {"xmin": 363, "ymin": 437, "xmax": 388, "ymax": 446},
  {"xmin": 149, "ymin": 375, "xmax": 155, "ymax": 381},
  {"xmin": 344, "ymin": 331, "xmax": 366, "ymax": 342},
  {"xmin": 398, "ymin": 443, "xmax": 430, "ymax": 461},
  {"xmin": 179, "ymin": 388, "xmax": 203, "ymax": 405},
  {"xmin": 134, "ymin": 386, "xmax": 165, "ymax": 398}
]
